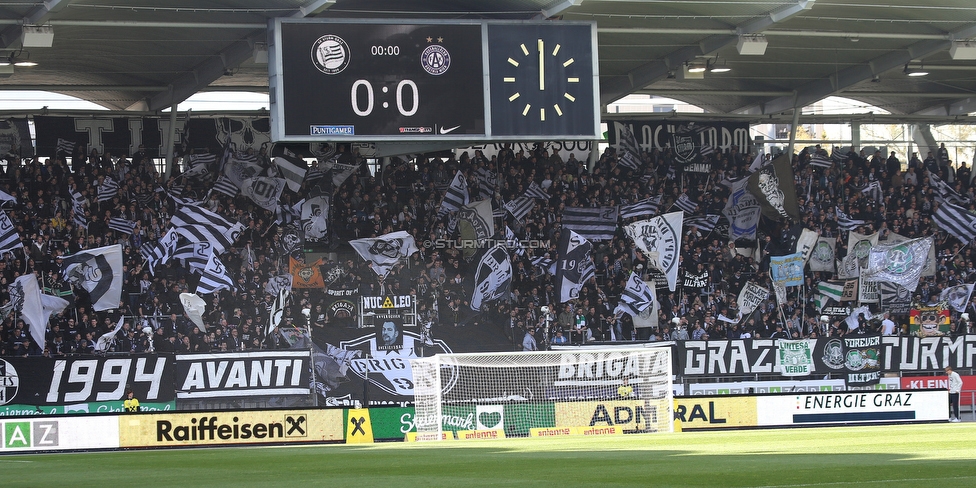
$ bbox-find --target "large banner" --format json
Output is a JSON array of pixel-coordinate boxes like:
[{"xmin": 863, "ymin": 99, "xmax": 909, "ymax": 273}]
[
  {"xmin": 0, "ymin": 355, "xmax": 175, "ymax": 413},
  {"xmin": 0, "ymin": 118, "xmax": 33, "ymax": 157},
  {"xmin": 174, "ymin": 351, "xmax": 311, "ymax": 399},
  {"xmin": 607, "ymin": 120, "xmax": 750, "ymax": 169}
]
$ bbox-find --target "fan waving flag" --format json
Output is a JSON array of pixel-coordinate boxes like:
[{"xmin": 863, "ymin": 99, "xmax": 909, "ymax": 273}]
[
  {"xmin": 614, "ymin": 122, "xmax": 643, "ymax": 171},
  {"xmin": 861, "ymin": 237, "xmax": 932, "ymax": 292},
  {"xmin": 274, "ymin": 155, "xmax": 308, "ymax": 193},
  {"xmin": 9, "ymin": 274, "xmax": 70, "ymax": 352},
  {"xmin": 625, "ymin": 212, "xmax": 683, "ymax": 292},
  {"xmin": 503, "ymin": 197, "xmax": 535, "ymax": 222},
  {"xmin": 438, "ymin": 170, "xmax": 469, "ymax": 218},
  {"xmin": 108, "ymin": 217, "xmax": 137, "ymax": 235},
  {"xmin": 684, "ymin": 214, "xmax": 720, "ymax": 232},
  {"xmin": 562, "ymin": 206, "xmax": 618, "ymax": 241},
  {"xmin": 349, "ymin": 230, "xmax": 419, "ymax": 278},
  {"xmin": 555, "ymin": 230, "xmax": 595, "ymax": 303},
  {"xmin": 98, "ymin": 177, "xmax": 120, "ymax": 203},
  {"xmin": 933, "ymin": 200, "xmax": 976, "ymax": 243},
  {"xmin": 61, "ymin": 244, "xmax": 123, "ymax": 311},
  {"xmin": 470, "ymin": 244, "xmax": 512, "ymax": 311},
  {"xmin": 929, "ymin": 173, "xmax": 970, "ymax": 207},
  {"xmin": 140, "ymin": 228, "xmax": 180, "ymax": 275},
  {"xmin": 747, "ymin": 154, "xmax": 800, "ymax": 221},
  {"xmin": 673, "ymin": 194, "xmax": 698, "ymax": 214},
  {"xmin": 0, "ymin": 211, "xmax": 24, "ymax": 254},
  {"xmin": 809, "ymin": 153, "xmax": 833, "ymax": 168},
  {"xmin": 524, "ymin": 181, "xmax": 550, "ymax": 200},
  {"xmin": 170, "ymin": 203, "xmax": 244, "ymax": 255},
  {"xmin": 619, "ymin": 196, "xmax": 660, "ymax": 220},
  {"xmin": 196, "ymin": 250, "xmax": 235, "ymax": 295},
  {"xmin": 940, "ymin": 283, "xmax": 975, "ymax": 312},
  {"xmin": 835, "ymin": 207, "xmax": 867, "ymax": 232},
  {"xmin": 241, "ymin": 177, "xmax": 286, "ymax": 211},
  {"xmin": 620, "ymin": 272, "xmax": 656, "ymax": 314}
]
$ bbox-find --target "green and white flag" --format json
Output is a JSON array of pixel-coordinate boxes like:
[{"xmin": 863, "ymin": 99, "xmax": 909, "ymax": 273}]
[
  {"xmin": 776, "ymin": 339, "xmax": 815, "ymax": 376},
  {"xmin": 809, "ymin": 236, "xmax": 835, "ymax": 272},
  {"xmin": 817, "ymin": 280, "xmax": 845, "ymax": 303},
  {"xmin": 861, "ymin": 236, "xmax": 932, "ymax": 292},
  {"xmin": 886, "ymin": 231, "xmax": 936, "ymax": 277}
]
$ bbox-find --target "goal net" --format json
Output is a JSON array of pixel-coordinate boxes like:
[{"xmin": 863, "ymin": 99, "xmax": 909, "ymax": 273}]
[{"xmin": 410, "ymin": 347, "xmax": 673, "ymax": 440}]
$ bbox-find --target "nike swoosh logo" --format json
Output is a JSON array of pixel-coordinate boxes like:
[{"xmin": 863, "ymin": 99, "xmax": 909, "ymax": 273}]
[{"xmin": 440, "ymin": 125, "xmax": 461, "ymax": 134}]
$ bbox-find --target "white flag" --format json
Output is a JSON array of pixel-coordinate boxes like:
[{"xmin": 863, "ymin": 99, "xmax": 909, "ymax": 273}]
[
  {"xmin": 61, "ymin": 244, "xmax": 124, "ymax": 312},
  {"xmin": 625, "ymin": 212, "xmax": 683, "ymax": 292},
  {"xmin": 180, "ymin": 293, "xmax": 208, "ymax": 332}
]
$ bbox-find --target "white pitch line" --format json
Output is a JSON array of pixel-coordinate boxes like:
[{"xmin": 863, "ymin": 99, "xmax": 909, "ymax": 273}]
[{"xmin": 755, "ymin": 476, "xmax": 976, "ymax": 488}]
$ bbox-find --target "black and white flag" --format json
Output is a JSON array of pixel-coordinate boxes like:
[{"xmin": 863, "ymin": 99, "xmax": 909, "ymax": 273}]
[
  {"xmin": 625, "ymin": 212, "xmax": 683, "ymax": 292},
  {"xmin": 835, "ymin": 207, "xmax": 867, "ymax": 232},
  {"xmin": 179, "ymin": 293, "xmax": 208, "ymax": 332},
  {"xmin": 265, "ymin": 274, "xmax": 294, "ymax": 297},
  {"xmin": 620, "ymin": 272, "xmax": 655, "ymax": 314},
  {"xmin": 940, "ymin": 283, "xmax": 975, "ymax": 312},
  {"xmin": 108, "ymin": 217, "xmax": 137, "ymax": 235},
  {"xmin": 684, "ymin": 214, "xmax": 720, "ymax": 232},
  {"xmin": 723, "ymin": 177, "xmax": 761, "ymax": 241},
  {"xmin": 809, "ymin": 153, "xmax": 833, "ymax": 168},
  {"xmin": 300, "ymin": 195, "xmax": 330, "ymax": 242},
  {"xmin": 196, "ymin": 250, "xmax": 235, "ymax": 295},
  {"xmin": 0, "ymin": 211, "xmax": 24, "ymax": 254},
  {"xmin": 747, "ymin": 154, "xmax": 800, "ymax": 221},
  {"xmin": 470, "ymin": 245, "xmax": 512, "ymax": 311},
  {"xmin": 505, "ymin": 225, "xmax": 525, "ymax": 257},
  {"xmin": 56, "ymin": 137, "xmax": 76, "ymax": 155},
  {"xmin": 562, "ymin": 206, "xmax": 618, "ymax": 241},
  {"xmin": 241, "ymin": 176, "xmax": 286, "ymax": 211},
  {"xmin": 459, "ymin": 199, "xmax": 495, "ymax": 260},
  {"xmin": 615, "ymin": 122, "xmax": 642, "ymax": 171},
  {"xmin": 524, "ymin": 181, "xmax": 550, "ymax": 200},
  {"xmin": 619, "ymin": 196, "xmax": 661, "ymax": 220},
  {"xmin": 141, "ymin": 228, "xmax": 179, "ymax": 275},
  {"xmin": 268, "ymin": 287, "xmax": 289, "ymax": 336},
  {"xmin": 476, "ymin": 167, "xmax": 497, "ymax": 201},
  {"xmin": 673, "ymin": 194, "xmax": 698, "ymax": 214},
  {"xmin": 808, "ymin": 236, "xmax": 836, "ymax": 272},
  {"xmin": 211, "ymin": 174, "xmax": 239, "ymax": 198},
  {"xmin": 173, "ymin": 241, "xmax": 213, "ymax": 274},
  {"xmin": 10, "ymin": 274, "xmax": 69, "ymax": 351},
  {"xmin": 170, "ymin": 203, "xmax": 244, "ymax": 255},
  {"xmin": 555, "ymin": 230, "xmax": 595, "ymax": 303},
  {"xmin": 349, "ymin": 230, "xmax": 419, "ymax": 278},
  {"xmin": 61, "ymin": 244, "xmax": 123, "ymax": 311},
  {"xmin": 531, "ymin": 256, "xmax": 555, "ymax": 275},
  {"xmin": 98, "ymin": 177, "xmax": 119, "ymax": 203},
  {"xmin": 438, "ymin": 170, "xmax": 470, "ymax": 218},
  {"xmin": 736, "ymin": 281, "xmax": 770, "ymax": 322},
  {"xmin": 861, "ymin": 181, "xmax": 883, "ymax": 203},
  {"xmin": 273, "ymin": 155, "xmax": 308, "ymax": 193},
  {"xmin": 933, "ymin": 200, "xmax": 976, "ymax": 243},
  {"xmin": 503, "ymin": 197, "xmax": 535, "ymax": 222},
  {"xmin": 183, "ymin": 153, "xmax": 216, "ymax": 179},
  {"xmin": 222, "ymin": 152, "xmax": 264, "ymax": 189},
  {"xmin": 929, "ymin": 173, "xmax": 970, "ymax": 207}
]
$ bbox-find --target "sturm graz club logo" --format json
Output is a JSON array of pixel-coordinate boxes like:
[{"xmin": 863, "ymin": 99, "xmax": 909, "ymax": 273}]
[
  {"xmin": 822, "ymin": 339, "xmax": 845, "ymax": 370},
  {"xmin": 368, "ymin": 238, "xmax": 403, "ymax": 259},
  {"xmin": 812, "ymin": 241, "xmax": 833, "ymax": 264},
  {"xmin": 0, "ymin": 359, "xmax": 19, "ymax": 405},
  {"xmin": 311, "ymin": 34, "xmax": 350, "ymax": 75},
  {"xmin": 884, "ymin": 244, "xmax": 913, "ymax": 274}
]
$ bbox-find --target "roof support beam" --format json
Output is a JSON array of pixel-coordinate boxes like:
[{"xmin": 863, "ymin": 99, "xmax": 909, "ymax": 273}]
[
  {"xmin": 0, "ymin": 0, "xmax": 73, "ymax": 48},
  {"xmin": 913, "ymin": 97, "xmax": 976, "ymax": 117},
  {"xmin": 291, "ymin": 0, "xmax": 337, "ymax": 18},
  {"xmin": 538, "ymin": 0, "xmax": 583, "ymax": 20},
  {"xmin": 599, "ymin": 0, "xmax": 814, "ymax": 106},
  {"xmin": 737, "ymin": 23, "xmax": 976, "ymax": 115}
]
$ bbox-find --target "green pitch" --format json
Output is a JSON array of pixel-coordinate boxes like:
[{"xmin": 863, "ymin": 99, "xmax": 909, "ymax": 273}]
[{"xmin": 3, "ymin": 423, "xmax": 975, "ymax": 487}]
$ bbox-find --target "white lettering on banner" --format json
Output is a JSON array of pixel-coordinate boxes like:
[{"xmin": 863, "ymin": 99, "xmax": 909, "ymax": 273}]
[
  {"xmin": 181, "ymin": 359, "xmax": 304, "ymax": 391},
  {"xmin": 46, "ymin": 357, "xmax": 167, "ymax": 403},
  {"xmin": 881, "ymin": 335, "xmax": 976, "ymax": 371},
  {"xmin": 362, "ymin": 295, "xmax": 413, "ymax": 309},
  {"xmin": 682, "ymin": 340, "xmax": 774, "ymax": 375},
  {"xmin": 555, "ymin": 352, "xmax": 669, "ymax": 386}
]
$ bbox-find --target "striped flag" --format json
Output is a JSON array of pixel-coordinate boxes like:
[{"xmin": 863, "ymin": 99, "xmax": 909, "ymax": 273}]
[
  {"xmin": 562, "ymin": 206, "xmax": 619, "ymax": 241},
  {"xmin": 684, "ymin": 214, "xmax": 720, "ymax": 232},
  {"xmin": 929, "ymin": 173, "xmax": 970, "ymax": 207},
  {"xmin": 809, "ymin": 153, "xmax": 833, "ymax": 168},
  {"xmin": 0, "ymin": 211, "xmax": 24, "ymax": 253},
  {"xmin": 835, "ymin": 207, "xmax": 867, "ymax": 232},
  {"xmin": 831, "ymin": 147, "xmax": 848, "ymax": 164},
  {"xmin": 933, "ymin": 200, "xmax": 976, "ymax": 243},
  {"xmin": 438, "ymin": 170, "xmax": 469, "ymax": 217},
  {"xmin": 211, "ymin": 174, "xmax": 239, "ymax": 198},
  {"xmin": 505, "ymin": 226, "xmax": 525, "ymax": 257},
  {"xmin": 503, "ymin": 197, "xmax": 535, "ymax": 222},
  {"xmin": 108, "ymin": 217, "xmax": 137, "ymax": 235},
  {"xmin": 98, "ymin": 177, "xmax": 119, "ymax": 203},
  {"xmin": 57, "ymin": 138, "xmax": 76, "ymax": 155},
  {"xmin": 183, "ymin": 153, "xmax": 215, "ymax": 178},
  {"xmin": 861, "ymin": 181, "xmax": 883, "ymax": 203},
  {"xmin": 555, "ymin": 229, "xmax": 596, "ymax": 302},
  {"xmin": 274, "ymin": 155, "xmax": 307, "ymax": 193},
  {"xmin": 170, "ymin": 204, "xmax": 244, "ymax": 255},
  {"xmin": 531, "ymin": 256, "xmax": 555, "ymax": 275},
  {"xmin": 524, "ymin": 181, "xmax": 550, "ymax": 200},
  {"xmin": 173, "ymin": 242, "xmax": 212, "ymax": 274},
  {"xmin": 619, "ymin": 272, "xmax": 655, "ymax": 314},
  {"xmin": 196, "ymin": 251, "xmax": 235, "ymax": 295},
  {"xmin": 476, "ymin": 167, "xmax": 497, "ymax": 200},
  {"xmin": 140, "ymin": 228, "xmax": 179, "ymax": 275},
  {"xmin": 817, "ymin": 281, "xmax": 845, "ymax": 303},
  {"xmin": 70, "ymin": 188, "xmax": 88, "ymax": 229},
  {"xmin": 619, "ymin": 196, "xmax": 660, "ymax": 220},
  {"xmin": 673, "ymin": 194, "xmax": 698, "ymax": 214},
  {"xmin": 614, "ymin": 122, "xmax": 642, "ymax": 171}
]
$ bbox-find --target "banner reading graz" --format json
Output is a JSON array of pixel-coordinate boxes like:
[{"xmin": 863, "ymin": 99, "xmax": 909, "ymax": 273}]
[
  {"xmin": 675, "ymin": 335, "xmax": 976, "ymax": 377},
  {"xmin": 606, "ymin": 120, "xmax": 750, "ymax": 166},
  {"xmin": 174, "ymin": 351, "xmax": 311, "ymax": 399},
  {"xmin": 0, "ymin": 355, "xmax": 175, "ymax": 407}
]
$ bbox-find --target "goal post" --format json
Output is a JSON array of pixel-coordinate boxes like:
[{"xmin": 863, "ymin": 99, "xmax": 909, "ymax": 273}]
[{"xmin": 410, "ymin": 347, "xmax": 673, "ymax": 440}]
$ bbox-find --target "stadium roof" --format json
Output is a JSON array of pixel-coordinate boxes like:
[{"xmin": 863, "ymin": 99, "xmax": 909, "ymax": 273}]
[{"xmin": 1, "ymin": 0, "xmax": 975, "ymax": 121}]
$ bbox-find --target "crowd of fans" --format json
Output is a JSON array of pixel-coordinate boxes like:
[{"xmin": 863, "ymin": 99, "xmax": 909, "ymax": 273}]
[{"xmin": 1, "ymin": 135, "xmax": 975, "ymax": 358}]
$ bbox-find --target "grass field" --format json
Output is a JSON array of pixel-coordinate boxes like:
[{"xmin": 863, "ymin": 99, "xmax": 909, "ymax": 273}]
[{"xmin": 3, "ymin": 423, "xmax": 975, "ymax": 487}]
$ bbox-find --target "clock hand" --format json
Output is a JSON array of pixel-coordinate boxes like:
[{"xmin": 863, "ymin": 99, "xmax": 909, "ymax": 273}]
[{"xmin": 538, "ymin": 38, "xmax": 545, "ymax": 91}]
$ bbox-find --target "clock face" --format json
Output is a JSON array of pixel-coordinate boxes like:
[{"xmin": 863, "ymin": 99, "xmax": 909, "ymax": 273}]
[{"xmin": 487, "ymin": 23, "xmax": 598, "ymax": 138}]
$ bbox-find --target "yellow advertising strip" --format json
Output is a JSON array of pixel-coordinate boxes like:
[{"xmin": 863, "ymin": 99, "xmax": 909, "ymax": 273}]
[
  {"xmin": 456, "ymin": 429, "xmax": 507, "ymax": 440},
  {"xmin": 345, "ymin": 408, "xmax": 374, "ymax": 444},
  {"xmin": 529, "ymin": 426, "xmax": 626, "ymax": 437},
  {"xmin": 554, "ymin": 400, "xmax": 665, "ymax": 432},
  {"xmin": 674, "ymin": 396, "xmax": 758, "ymax": 430},
  {"xmin": 576, "ymin": 425, "xmax": 625, "ymax": 436},
  {"xmin": 404, "ymin": 431, "xmax": 455, "ymax": 442},
  {"xmin": 119, "ymin": 410, "xmax": 343, "ymax": 448},
  {"xmin": 530, "ymin": 426, "xmax": 575, "ymax": 437}
]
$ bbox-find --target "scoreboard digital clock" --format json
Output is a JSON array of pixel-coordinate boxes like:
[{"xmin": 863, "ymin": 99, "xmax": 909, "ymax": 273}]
[{"xmin": 269, "ymin": 19, "xmax": 600, "ymax": 142}]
